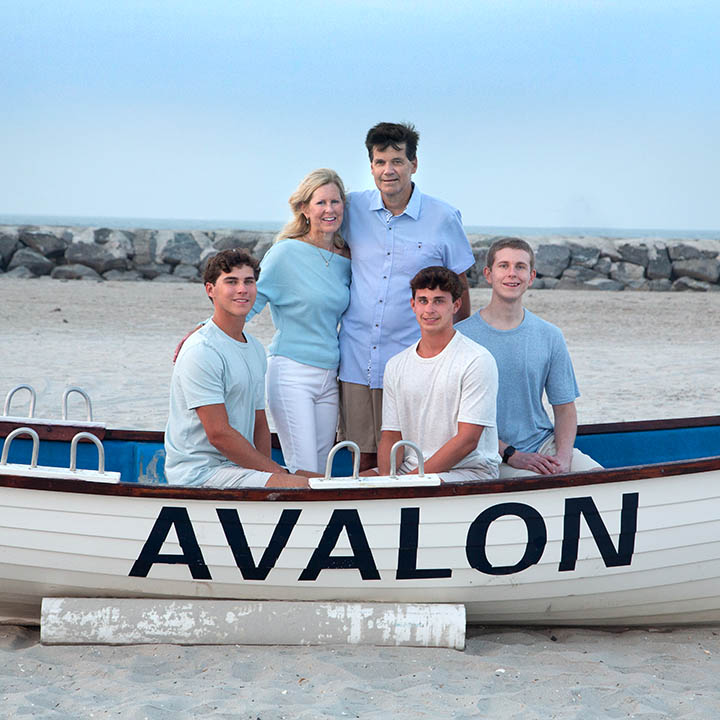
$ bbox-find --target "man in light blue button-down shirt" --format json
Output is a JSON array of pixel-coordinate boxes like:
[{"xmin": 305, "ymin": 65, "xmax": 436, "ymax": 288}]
[{"xmin": 338, "ymin": 122, "xmax": 475, "ymax": 469}]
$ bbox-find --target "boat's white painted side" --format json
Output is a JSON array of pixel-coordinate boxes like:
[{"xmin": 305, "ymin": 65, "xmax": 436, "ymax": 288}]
[{"xmin": 2, "ymin": 465, "xmax": 719, "ymax": 626}]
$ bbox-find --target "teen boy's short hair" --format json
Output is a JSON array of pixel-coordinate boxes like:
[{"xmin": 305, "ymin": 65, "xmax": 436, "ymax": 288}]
[
  {"xmin": 410, "ymin": 266, "xmax": 463, "ymax": 302},
  {"xmin": 485, "ymin": 237, "xmax": 535, "ymax": 270},
  {"xmin": 203, "ymin": 248, "xmax": 260, "ymax": 285},
  {"xmin": 365, "ymin": 122, "xmax": 419, "ymax": 162}
]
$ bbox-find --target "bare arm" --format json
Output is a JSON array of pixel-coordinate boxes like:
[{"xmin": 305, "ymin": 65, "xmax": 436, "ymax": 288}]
[
  {"xmin": 377, "ymin": 430, "xmax": 402, "ymax": 476},
  {"xmin": 253, "ymin": 409, "xmax": 272, "ymax": 459},
  {"xmin": 454, "ymin": 272, "xmax": 471, "ymax": 322},
  {"xmin": 195, "ymin": 403, "xmax": 285, "ymax": 474},
  {"xmin": 409, "ymin": 422, "xmax": 483, "ymax": 475},
  {"xmin": 550, "ymin": 401, "xmax": 577, "ymax": 473}
]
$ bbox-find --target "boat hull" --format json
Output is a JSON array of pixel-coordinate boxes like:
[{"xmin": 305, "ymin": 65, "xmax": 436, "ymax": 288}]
[{"xmin": 2, "ymin": 460, "xmax": 720, "ymax": 626}]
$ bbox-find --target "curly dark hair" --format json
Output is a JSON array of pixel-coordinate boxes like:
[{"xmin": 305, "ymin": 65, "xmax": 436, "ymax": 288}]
[
  {"xmin": 203, "ymin": 248, "xmax": 260, "ymax": 285},
  {"xmin": 410, "ymin": 266, "xmax": 463, "ymax": 301}
]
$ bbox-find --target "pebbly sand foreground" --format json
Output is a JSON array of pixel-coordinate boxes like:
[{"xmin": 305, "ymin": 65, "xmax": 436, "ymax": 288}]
[{"xmin": 1, "ymin": 277, "xmax": 719, "ymax": 718}]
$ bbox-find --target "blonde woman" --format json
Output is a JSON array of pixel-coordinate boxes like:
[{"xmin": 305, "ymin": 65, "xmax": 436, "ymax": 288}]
[{"xmin": 251, "ymin": 169, "xmax": 351, "ymax": 473}]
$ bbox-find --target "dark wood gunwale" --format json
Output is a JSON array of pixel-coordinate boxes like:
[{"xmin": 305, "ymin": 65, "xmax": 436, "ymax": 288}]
[
  {"xmin": 3, "ymin": 414, "xmax": 720, "ymax": 446},
  {"xmin": 1, "ymin": 454, "xmax": 719, "ymax": 503}
]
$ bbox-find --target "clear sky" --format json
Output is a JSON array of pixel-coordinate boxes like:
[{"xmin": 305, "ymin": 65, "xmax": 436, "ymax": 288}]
[{"xmin": 2, "ymin": 0, "xmax": 719, "ymax": 230}]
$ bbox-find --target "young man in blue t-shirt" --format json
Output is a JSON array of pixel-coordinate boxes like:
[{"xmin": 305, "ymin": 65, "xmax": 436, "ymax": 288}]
[
  {"xmin": 455, "ymin": 238, "xmax": 600, "ymax": 478},
  {"xmin": 165, "ymin": 249, "xmax": 310, "ymax": 488}
]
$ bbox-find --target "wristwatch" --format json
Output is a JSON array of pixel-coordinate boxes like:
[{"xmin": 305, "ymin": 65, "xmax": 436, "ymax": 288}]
[{"xmin": 502, "ymin": 445, "xmax": 516, "ymax": 464}]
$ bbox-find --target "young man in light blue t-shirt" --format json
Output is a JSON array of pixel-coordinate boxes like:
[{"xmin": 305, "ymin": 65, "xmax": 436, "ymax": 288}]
[
  {"xmin": 165, "ymin": 249, "xmax": 310, "ymax": 488},
  {"xmin": 455, "ymin": 238, "xmax": 600, "ymax": 478}
]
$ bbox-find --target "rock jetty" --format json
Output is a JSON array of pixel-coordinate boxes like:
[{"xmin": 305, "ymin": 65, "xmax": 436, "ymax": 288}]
[{"xmin": 1, "ymin": 225, "xmax": 719, "ymax": 291}]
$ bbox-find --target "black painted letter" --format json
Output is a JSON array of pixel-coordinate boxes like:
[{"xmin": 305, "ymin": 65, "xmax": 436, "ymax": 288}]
[
  {"xmin": 559, "ymin": 492, "xmax": 638, "ymax": 571},
  {"xmin": 466, "ymin": 502, "xmax": 547, "ymax": 575},
  {"xmin": 129, "ymin": 506, "xmax": 211, "ymax": 579},
  {"xmin": 396, "ymin": 507, "xmax": 452, "ymax": 579},
  {"xmin": 299, "ymin": 509, "xmax": 381, "ymax": 581},
  {"xmin": 217, "ymin": 508, "xmax": 301, "ymax": 580}
]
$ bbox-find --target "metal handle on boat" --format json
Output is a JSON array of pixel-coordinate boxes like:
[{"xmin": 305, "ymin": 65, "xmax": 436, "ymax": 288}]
[
  {"xmin": 3, "ymin": 384, "xmax": 37, "ymax": 418},
  {"xmin": 62, "ymin": 387, "xmax": 93, "ymax": 421},
  {"xmin": 389, "ymin": 440, "xmax": 425, "ymax": 478},
  {"xmin": 324, "ymin": 441, "xmax": 361, "ymax": 480},
  {"xmin": 0, "ymin": 427, "xmax": 40, "ymax": 467},
  {"xmin": 70, "ymin": 432, "xmax": 105, "ymax": 474}
]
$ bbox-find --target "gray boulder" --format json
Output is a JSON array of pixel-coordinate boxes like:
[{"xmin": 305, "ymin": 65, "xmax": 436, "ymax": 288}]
[
  {"xmin": 540, "ymin": 277, "xmax": 560, "ymax": 289},
  {"xmin": 592, "ymin": 256, "xmax": 612, "ymax": 275},
  {"xmin": 672, "ymin": 277, "xmax": 711, "ymax": 292},
  {"xmin": 648, "ymin": 278, "xmax": 672, "ymax": 291},
  {"xmin": 135, "ymin": 262, "xmax": 171, "ymax": 279},
  {"xmin": 94, "ymin": 228, "xmax": 133, "ymax": 245},
  {"xmin": 616, "ymin": 242, "xmax": 649, "ymax": 268},
  {"xmin": 8, "ymin": 247, "xmax": 55, "ymax": 275},
  {"xmin": 130, "ymin": 229, "xmax": 158, "ymax": 266},
  {"xmin": 0, "ymin": 230, "xmax": 19, "ymax": 268},
  {"xmin": 65, "ymin": 228, "xmax": 132, "ymax": 273},
  {"xmin": 160, "ymin": 232, "xmax": 212, "ymax": 266},
  {"xmin": 212, "ymin": 231, "xmax": 272, "ymax": 252},
  {"xmin": 3, "ymin": 265, "xmax": 35, "ymax": 279},
  {"xmin": 19, "ymin": 228, "xmax": 70, "ymax": 258},
  {"xmin": 672, "ymin": 258, "xmax": 720, "ymax": 284},
  {"xmin": 582, "ymin": 277, "xmax": 625, "ymax": 291},
  {"xmin": 646, "ymin": 245, "xmax": 672, "ymax": 279},
  {"xmin": 610, "ymin": 261, "xmax": 646, "ymax": 284},
  {"xmin": 535, "ymin": 244, "xmax": 570, "ymax": 278},
  {"xmin": 51, "ymin": 264, "xmax": 103, "ymax": 280},
  {"xmin": 173, "ymin": 263, "xmax": 201, "ymax": 281},
  {"xmin": 568, "ymin": 243, "xmax": 600, "ymax": 268},
  {"xmin": 668, "ymin": 243, "xmax": 702, "ymax": 260}
]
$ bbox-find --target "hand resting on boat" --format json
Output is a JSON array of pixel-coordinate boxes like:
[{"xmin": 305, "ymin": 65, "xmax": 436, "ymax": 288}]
[{"xmin": 196, "ymin": 404, "xmax": 310, "ymax": 488}]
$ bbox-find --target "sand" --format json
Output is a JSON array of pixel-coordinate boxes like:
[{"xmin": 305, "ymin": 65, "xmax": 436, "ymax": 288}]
[{"xmin": 1, "ymin": 277, "xmax": 719, "ymax": 717}]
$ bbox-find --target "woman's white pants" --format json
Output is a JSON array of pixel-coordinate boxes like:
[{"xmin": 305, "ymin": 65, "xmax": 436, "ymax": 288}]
[{"xmin": 266, "ymin": 355, "xmax": 339, "ymax": 474}]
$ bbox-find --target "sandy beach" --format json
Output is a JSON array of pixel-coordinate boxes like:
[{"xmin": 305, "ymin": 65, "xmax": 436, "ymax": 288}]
[{"xmin": 1, "ymin": 277, "xmax": 719, "ymax": 718}]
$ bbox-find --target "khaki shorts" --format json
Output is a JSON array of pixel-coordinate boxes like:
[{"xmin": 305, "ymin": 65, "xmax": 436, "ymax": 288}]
[{"xmin": 338, "ymin": 381, "xmax": 383, "ymax": 453}]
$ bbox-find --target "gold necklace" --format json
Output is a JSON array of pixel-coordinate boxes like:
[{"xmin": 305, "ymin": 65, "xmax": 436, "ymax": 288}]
[{"xmin": 305, "ymin": 234, "xmax": 334, "ymax": 267}]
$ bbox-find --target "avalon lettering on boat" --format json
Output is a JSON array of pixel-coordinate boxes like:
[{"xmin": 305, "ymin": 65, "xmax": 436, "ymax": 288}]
[{"xmin": 128, "ymin": 493, "xmax": 639, "ymax": 580}]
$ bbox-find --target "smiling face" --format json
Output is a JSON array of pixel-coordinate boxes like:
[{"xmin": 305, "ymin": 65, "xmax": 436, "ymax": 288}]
[
  {"xmin": 411, "ymin": 287, "xmax": 461, "ymax": 335},
  {"xmin": 302, "ymin": 182, "xmax": 344, "ymax": 236},
  {"xmin": 205, "ymin": 264, "xmax": 257, "ymax": 320},
  {"xmin": 484, "ymin": 247, "xmax": 536, "ymax": 301},
  {"xmin": 370, "ymin": 143, "xmax": 417, "ymax": 203}
]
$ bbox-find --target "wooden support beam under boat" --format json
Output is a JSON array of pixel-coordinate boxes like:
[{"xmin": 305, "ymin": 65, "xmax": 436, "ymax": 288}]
[{"xmin": 40, "ymin": 598, "xmax": 466, "ymax": 649}]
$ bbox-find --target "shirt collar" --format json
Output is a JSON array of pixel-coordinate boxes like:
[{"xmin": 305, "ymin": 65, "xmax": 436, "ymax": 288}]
[{"xmin": 370, "ymin": 183, "xmax": 422, "ymax": 220}]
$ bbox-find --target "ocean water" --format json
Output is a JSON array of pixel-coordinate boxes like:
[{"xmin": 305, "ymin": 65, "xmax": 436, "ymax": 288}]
[{"xmin": 0, "ymin": 213, "xmax": 718, "ymax": 241}]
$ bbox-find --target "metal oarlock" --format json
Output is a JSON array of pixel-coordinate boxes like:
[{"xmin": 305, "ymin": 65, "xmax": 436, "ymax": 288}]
[
  {"xmin": 324, "ymin": 440, "xmax": 361, "ymax": 480},
  {"xmin": 62, "ymin": 387, "xmax": 93, "ymax": 422},
  {"xmin": 0, "ymin": 427, "xmax": 40, "ymax": 467},
  {"xmin": 3, "ymin": 384, "xmax": 37, "ymax": 418}
]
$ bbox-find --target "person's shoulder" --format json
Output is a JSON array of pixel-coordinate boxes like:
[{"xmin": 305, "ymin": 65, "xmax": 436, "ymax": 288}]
[
  {"xmin": 346, "ymin": 189, "xmax": 375, "ymax": 206},
  {"xmin": 455, "ymin": 332, "xmax": 495, "ymax": 361},
  {"xmin": 176, "ymin": 324, "xmax": 222, "ymax": 368},
  {"xmin": 523, "ymin": 309, "xmax": 565, "ymax": 338},
  {"xmin": 416, "ymin": 189, "xmax": 461, "ymax": 217},
  {"xmin": 455, "ymin": 311, "xmax": 486, "ymax": 336}
]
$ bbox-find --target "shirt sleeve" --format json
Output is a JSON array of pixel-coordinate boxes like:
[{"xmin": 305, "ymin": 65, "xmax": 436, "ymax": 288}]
[
  {"xmin": 380, "ymin": 360, "xmax": 402, "ymax": 432},
  {"xmin": 545, "ymin": 331, "xmax": 580, "ymax": 405},
  {"xmin": 457, "ymin": 351, "xmax": 498, "ymax": 428},
  {"xmin": 441, "ymin": 208, "xmax": 475, "ymax": 275},
  {"xmin": 246, "ymin": 245, "xmax": 278, "ymax": 321},
  {"xmin": 177, "ymin": 343, "xmax": 226, "ymax": 410}
]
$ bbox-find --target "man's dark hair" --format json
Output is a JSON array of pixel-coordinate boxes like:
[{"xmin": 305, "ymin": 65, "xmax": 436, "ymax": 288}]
[
  {"xmin": 203, "ymin": 248, "xmax": 260, "ymax": 285},
  {"xmin": 365, "ymin": 122, "xmax": 419, "ymax": 162},
  {"xmin": 410, "ymin": 266, "xmax": 463, "ymax": 302}
]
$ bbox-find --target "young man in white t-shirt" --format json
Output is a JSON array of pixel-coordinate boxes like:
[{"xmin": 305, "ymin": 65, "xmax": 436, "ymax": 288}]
[
  {"xmin": 365, "ymin": 266, "xmax": 500, "ymax": 482},
  {"xmin": 165, "ymin": 249, "xmax": 310, "ymax": 489}
]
